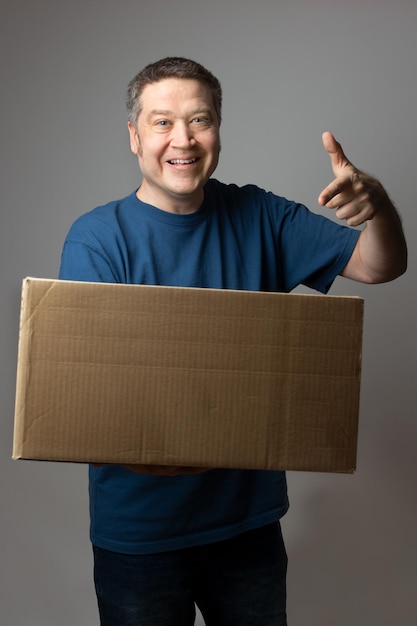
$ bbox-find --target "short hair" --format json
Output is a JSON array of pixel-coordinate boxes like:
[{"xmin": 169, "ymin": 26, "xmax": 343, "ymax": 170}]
[{"xmin": 126, "ymin": 57, "xmax": 222, "ymax": 126}]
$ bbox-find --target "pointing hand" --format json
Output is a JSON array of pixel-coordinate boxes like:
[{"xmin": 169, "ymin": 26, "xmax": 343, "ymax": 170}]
[{"xmin": 318, "ymin": 131, "xmax": 388, "ymax": 227}]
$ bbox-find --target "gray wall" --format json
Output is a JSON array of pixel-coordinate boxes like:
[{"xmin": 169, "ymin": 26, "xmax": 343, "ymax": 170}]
[{"xmin": 1, "ymin": 1, "xmax": 416, "ymax": 624}]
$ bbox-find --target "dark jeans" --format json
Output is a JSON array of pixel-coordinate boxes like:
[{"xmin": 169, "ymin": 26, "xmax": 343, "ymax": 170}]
[{"xmin": 93, "ymin": 522, "xmax": 287, "ymax": 625}]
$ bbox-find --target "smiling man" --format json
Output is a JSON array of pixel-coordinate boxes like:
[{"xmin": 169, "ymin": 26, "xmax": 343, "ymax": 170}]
[{"xmin": 59, "ymin": 57, "xmax": 407, "ymax": 626}]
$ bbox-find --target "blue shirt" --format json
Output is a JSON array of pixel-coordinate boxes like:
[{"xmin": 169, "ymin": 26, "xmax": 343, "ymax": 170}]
[{"xmin": 59, "ymin": 178, "xmax": 360, "ymax": 554}]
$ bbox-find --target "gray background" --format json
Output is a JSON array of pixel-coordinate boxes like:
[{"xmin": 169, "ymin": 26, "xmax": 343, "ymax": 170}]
[{"xmin": 1, "ymin": 0, "xmax": 416, "ymax": 624}]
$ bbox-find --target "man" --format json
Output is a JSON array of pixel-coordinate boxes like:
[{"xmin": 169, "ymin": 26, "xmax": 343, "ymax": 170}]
[{"xmin": 59, "ymin": 57, "xmax": 407, "ymax": 625}]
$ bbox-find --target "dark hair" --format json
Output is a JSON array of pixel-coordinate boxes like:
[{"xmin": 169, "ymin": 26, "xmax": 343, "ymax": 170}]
[{"xmin": 126, "ymin": 57, "xmax": 222, "ymax": 125}]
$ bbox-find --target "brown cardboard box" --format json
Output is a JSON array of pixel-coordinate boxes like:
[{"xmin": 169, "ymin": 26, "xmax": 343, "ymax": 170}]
[{"xmin": 13, "ymin": 277, "xmax": 363, "ymax": 472}]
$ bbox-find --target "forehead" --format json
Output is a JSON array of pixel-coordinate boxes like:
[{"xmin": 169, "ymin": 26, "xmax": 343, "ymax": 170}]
[{"xmin": 139, "ymin": 78, "xmax": 215, "ymax": 115}]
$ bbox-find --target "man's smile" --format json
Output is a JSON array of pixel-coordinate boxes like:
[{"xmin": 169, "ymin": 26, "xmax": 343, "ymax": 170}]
[{"xmin": 167, "ymin": 158, "xmax": 199, "ymax": 165}]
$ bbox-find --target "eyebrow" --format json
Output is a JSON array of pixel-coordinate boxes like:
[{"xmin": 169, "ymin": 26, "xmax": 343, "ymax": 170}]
[
  {"xmin": 148, "ymin": 109, "xmax": 172, "ymax": 117},
  {"xmin": 147, "ymin": 107, "xmax": 214, "ymax": 118}
]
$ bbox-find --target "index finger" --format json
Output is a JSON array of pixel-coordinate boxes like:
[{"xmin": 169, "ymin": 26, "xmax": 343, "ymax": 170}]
[{"xmin": 318, "ymin": 177, "xmax": 348, "ymax": 207}]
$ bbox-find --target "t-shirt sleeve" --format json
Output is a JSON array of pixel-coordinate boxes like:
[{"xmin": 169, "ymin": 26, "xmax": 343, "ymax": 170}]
[
  {"xmin": 271, "ymin": 195, "xmax": 360, "ymax": 293},
  {"xmin": 59, "ymin": 217, "xmax": 120, "ymax": 283}
]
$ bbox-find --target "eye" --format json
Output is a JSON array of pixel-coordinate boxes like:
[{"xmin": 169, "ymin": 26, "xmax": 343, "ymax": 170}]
[
  {"xmin": 152, "ymin": 119, "xmax": 171, "ymax": 133},
  {"xmin": 192, "ymin": 116, "xmax": 211, "ymax": 127}
]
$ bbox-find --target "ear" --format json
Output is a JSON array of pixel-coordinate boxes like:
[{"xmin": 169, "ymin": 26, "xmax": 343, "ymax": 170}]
[{"xmin": 128, "ymin": 121, "xmax": 140, "ymax": 155}]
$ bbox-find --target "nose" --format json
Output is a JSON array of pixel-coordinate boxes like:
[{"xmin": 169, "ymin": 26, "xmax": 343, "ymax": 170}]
[{"xmin": 171, "ymin": 121, "xmax": 195, "ymax": 147}]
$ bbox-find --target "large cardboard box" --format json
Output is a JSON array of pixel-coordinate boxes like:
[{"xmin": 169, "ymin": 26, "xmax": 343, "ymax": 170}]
[{"xmin": 13, "ymin": 278, "xmax": 363, "ymax": 473}]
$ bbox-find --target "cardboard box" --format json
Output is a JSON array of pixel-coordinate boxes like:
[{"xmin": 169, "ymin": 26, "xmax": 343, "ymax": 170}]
[{"xmin": 13, "ymin": 277, "xmax": 363, "ymax": 472}]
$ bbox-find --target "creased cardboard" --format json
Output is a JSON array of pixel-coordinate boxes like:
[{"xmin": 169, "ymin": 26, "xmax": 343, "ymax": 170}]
[{"xmin": 13, "ymin": 277, "xmax": 363, "ymax": 472}]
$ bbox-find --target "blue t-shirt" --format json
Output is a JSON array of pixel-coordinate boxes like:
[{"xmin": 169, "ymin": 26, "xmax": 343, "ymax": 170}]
[{"xmin": 59, "ymin": 178, "xmax": 360, "ymax": 554}]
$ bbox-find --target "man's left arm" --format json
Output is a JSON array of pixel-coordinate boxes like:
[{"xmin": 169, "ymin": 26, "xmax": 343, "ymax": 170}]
[{"xmin": 318, "ymin": 131, "xmax": 407, "ymax": 284}]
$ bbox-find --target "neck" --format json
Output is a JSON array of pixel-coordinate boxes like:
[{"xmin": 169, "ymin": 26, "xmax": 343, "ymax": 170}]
[{"xmin": 136, "ymin": 185, "xmax": 203, "ymax": 215}]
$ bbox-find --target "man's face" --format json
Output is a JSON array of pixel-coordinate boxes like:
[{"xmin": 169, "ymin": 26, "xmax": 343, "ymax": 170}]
[{"xmin": 128, "ymin": 77, "xmax": 221, "ymax": 214}]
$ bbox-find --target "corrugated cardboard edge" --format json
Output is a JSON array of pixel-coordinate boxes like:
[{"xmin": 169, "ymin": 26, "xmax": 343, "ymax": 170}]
[{"xmin": 13, "ymin": 277, "xmax": 31, "ymax": 460}]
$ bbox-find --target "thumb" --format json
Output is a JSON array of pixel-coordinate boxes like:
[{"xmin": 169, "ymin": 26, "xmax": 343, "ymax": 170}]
[{"xmin": 322, "ymin": 131, "xmax": 351, "ymax": 175}]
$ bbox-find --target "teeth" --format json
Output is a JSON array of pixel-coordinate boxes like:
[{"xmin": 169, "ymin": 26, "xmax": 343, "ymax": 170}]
[{"xmin": 169, "ymin": 158, "xmax": 196, "ymax": 164}]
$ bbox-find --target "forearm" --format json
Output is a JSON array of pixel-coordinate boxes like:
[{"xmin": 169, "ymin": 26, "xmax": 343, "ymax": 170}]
[{"xmin": 342, "ymin": 196, "xmax": 407, "ymax": 284}]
